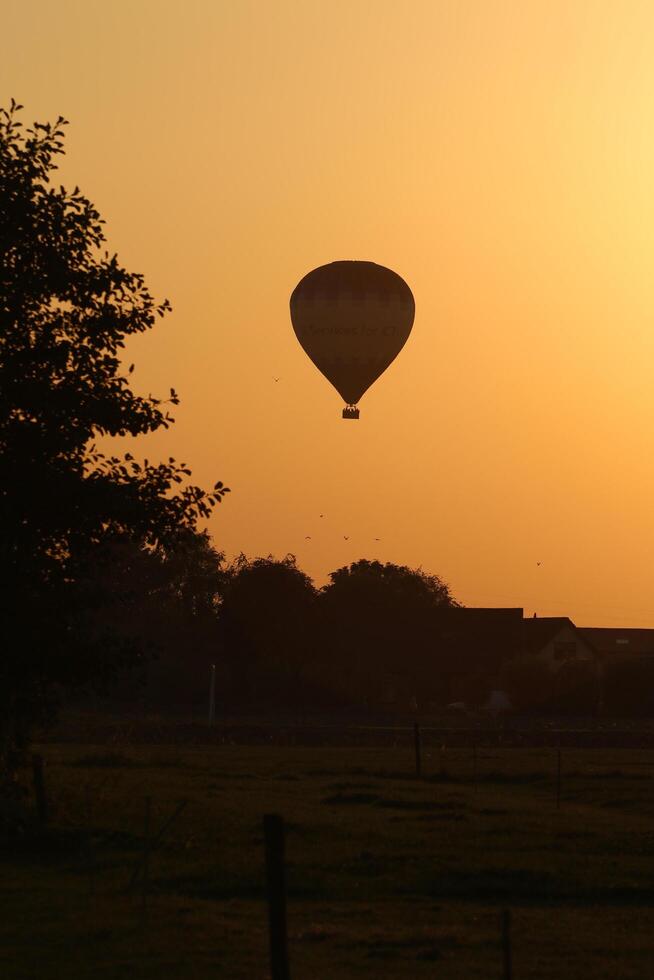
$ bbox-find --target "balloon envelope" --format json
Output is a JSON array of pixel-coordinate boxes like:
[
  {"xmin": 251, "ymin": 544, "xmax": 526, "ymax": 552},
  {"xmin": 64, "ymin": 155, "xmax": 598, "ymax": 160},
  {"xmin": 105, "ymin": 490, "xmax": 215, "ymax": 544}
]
[{"xmin": 290, "ymin": 261, "xmax": 415, "ymax": 411}]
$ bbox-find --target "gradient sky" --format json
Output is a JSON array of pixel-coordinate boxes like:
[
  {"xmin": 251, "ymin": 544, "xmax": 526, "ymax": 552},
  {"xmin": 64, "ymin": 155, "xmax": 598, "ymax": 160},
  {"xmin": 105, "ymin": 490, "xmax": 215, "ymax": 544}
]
[{"xmin": 5, "ymin": 1, "xmax": 654, "ymax": 624}]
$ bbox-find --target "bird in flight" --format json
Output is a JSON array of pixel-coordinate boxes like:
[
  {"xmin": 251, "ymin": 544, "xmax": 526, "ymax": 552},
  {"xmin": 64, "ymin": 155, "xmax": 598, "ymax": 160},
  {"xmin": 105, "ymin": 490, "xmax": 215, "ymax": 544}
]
[
  {"xmin": 305, "ymin": 536, "xmax": 312, "ymax": 540},
  {"xmin": 343, "ymin": 535, "xmax": 349, "ymax": 540},
  {"xmin": 536, "ymin": 562, "xmax": 542, "ymax": 566},
  {"xmin": 319, "ymin": 514, "xmax": 324, "ymax": 518},
  {"xmin": 273, "ymin": 377, "xmax": 280, "ymax": 382}
]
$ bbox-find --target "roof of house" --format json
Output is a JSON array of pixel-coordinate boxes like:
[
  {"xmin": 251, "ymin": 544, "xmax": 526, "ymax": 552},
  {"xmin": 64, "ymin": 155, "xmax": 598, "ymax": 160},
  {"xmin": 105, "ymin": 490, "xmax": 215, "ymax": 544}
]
[
  {"xmin": 579, "ymin": 628, "xmax": 654, "ymax": 656},
  {"xmin": 521, "ymin": 617, "xmax": 578, "ymax": 656}
]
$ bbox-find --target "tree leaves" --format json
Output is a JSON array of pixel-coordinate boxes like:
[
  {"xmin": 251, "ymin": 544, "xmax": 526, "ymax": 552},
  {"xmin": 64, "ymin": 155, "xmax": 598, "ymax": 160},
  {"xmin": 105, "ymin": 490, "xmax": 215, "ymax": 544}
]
[{"xmin": 0, "ymin": 103, "xmax": 230, "ymax": 757}]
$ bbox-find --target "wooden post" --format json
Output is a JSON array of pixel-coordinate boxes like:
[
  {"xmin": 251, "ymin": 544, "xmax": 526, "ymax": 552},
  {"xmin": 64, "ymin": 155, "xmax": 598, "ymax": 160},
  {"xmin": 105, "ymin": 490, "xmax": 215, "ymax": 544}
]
[
  {"xmin": 208, "ymin": 663, "xmax": 216, "ymax": 726},
  {"xmin": 501, "ymin": 908, "xmax": 513, "ymax": 980},
  {"xmin": 556, "ymin": 745, "xmax": 562, "ymax": 809},
  {"xmin": 84, "ymin": 784, "xmax": 96, "ymax": 901},
  {"xmin": 141, "ymin": 797, "xmax": 152, "ymax": 918},
  {"xmin": 413, "ymin": 722, "xmax": 422, "ymax": 778},
  {"xmin": 472, "ymin": 740, "xmax": 478, "ymax": 793},
  {"xmin": 32, "ymin": 754, "xmax": 47, "ymax": 829},
  {"xmin": 263, "ymin": 814, "xmax": 290, "ymax": 980}
]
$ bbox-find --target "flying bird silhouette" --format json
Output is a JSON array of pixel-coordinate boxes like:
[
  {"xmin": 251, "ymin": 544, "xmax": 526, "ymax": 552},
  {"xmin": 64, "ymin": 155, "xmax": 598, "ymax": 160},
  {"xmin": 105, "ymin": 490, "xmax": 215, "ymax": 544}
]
[
  {"xmin": 536, "ymin": 562, "xmax": 542, "ymax": 566},
  {"xmin": 305, "ymin": 536, "xmax": 312, "ymax": 540},
  {"xmin": 273, "ymin": 377, "xmax": 280, "ymax": 382},
  {"xmin": 343, "ymin": 535, "xmax": 349, "ymax": 540}
]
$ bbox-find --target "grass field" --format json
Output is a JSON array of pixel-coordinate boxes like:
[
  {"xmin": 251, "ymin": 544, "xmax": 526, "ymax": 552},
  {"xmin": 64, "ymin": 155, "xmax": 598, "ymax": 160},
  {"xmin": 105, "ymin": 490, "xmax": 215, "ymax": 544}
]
[{"xmin": 4, "ymin": 734, "xmax": 654, "ymax": 978}]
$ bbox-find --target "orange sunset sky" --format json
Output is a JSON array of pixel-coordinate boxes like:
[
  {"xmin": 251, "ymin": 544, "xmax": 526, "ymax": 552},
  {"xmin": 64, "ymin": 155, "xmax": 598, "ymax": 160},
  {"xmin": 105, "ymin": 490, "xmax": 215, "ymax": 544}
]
[{"xmin": 5, "ymin": 1, "xmax": 654, "ymax": 625}]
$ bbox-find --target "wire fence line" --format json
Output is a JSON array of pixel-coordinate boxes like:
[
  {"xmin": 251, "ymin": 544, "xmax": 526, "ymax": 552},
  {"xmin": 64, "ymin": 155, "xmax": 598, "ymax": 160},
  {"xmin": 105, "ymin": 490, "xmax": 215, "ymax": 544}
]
[
  {"xmin": 22, "ymin": 735, "xmax": 654, "ymax": 979},
  {"xmin": 42, "ymin": 713, "xmax": 654, "ymax": 749}
]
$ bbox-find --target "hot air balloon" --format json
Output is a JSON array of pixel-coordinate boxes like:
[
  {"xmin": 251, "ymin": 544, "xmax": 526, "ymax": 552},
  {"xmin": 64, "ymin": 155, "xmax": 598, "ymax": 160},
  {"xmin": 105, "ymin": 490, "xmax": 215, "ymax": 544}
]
[{"xmin": 290, "ymin": 261, "xmax": 415, "ymax": 418}]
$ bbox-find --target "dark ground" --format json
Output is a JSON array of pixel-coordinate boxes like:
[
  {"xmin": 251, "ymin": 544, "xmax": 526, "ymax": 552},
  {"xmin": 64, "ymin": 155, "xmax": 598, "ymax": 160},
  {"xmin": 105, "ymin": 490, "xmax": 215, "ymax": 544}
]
[{"xmin": 4, "ymin": 713, "xmax": 654, "ymax": 978}]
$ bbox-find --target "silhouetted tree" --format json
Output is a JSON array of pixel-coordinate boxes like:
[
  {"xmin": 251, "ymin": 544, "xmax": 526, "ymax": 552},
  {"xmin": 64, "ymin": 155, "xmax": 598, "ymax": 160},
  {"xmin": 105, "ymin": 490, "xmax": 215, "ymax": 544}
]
[
  {"xmin": 217, "ymin": 555, "xmax": 317, "ymax": 706},
  {"xmin": 143, "ymin": 529, "xmax": 227, "ymax": 707},
  {"xmin": 0, "ymin": 102, "xmax": 229, "ymax": 781},
  {"xmin": 78, "ymin": 529, "xmax": 227, "ymax": 709},
  {"xmin": 319, "ymin": 560, "xmax": 457, "ymax": 707}
]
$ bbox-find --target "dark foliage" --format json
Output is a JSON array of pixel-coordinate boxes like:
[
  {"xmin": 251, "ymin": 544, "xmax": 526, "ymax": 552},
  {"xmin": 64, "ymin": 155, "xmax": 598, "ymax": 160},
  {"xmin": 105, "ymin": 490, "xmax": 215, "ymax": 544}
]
[
  {"xmin": 0, "ymin": 101, "xmax": 229, "ymax": 775},
  {"xmin": 91, "ymin": 552, "xmax": 463, "ymax": 714},
  {"xmin": 77, "ymin": 529, "xmax": 227, "ymax": 709},
  {"xmin": 217, "ymin": 554, "xmax": 318, "ymax": 707},
  {"xmin": 318, "ymin": 559, "xmax": 457, "ymax": 707}
]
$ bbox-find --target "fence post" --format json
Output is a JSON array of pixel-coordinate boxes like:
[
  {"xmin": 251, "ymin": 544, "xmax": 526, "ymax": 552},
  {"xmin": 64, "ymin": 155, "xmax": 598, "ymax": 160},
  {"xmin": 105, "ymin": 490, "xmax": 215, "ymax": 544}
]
[
  {"xmin": 413, "ymin": 722, "xmax": 422, "ymax": 778},
  {"xmin": 208, "ymin": 663, "xmax": 216, "ymax": 726},
  {"xmin": 32, "ymin": 754, "xmax": 47, "ymax": 830},
  {"xmin": 264, "ymin": 814, "xmax": 290, "ymax": 980},
  {"xmin": 84, "ymin": 784, "xmax": 96, "ymax": 901},
  {"xmin": 556, "ymin": 744, "xmax": 562, "ymax": 809},
  {"xmin": 141, "ymin": 796, "xmax": 152, "ymax": 919},
  {"xmin": 501, "ymin": 908, "xmax": 513, "ymax": 980}
]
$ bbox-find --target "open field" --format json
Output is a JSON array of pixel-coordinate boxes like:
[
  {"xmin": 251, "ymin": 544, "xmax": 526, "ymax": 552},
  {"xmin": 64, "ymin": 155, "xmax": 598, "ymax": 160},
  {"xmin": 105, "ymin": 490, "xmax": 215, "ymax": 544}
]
[{"xmin": 4, "ymin": 734, "xmax": 654, "ymax": 979}]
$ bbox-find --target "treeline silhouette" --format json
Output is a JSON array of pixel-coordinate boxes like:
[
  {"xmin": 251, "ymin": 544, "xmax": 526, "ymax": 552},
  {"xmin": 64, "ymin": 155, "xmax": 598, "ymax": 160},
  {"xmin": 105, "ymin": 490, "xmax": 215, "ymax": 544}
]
[
  {"xmin": 78, "ymin": 531, "xmax": 460, "ymax": 713},
  {"xmin": 73, "ymin": 530, "xmax": 653, "ymax": 718}
]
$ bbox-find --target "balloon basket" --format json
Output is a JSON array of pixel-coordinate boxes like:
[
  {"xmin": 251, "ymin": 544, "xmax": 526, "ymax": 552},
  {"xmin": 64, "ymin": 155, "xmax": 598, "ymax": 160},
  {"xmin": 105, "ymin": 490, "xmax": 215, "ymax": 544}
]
[{"xmin": 342, "ymin": 406, "xmax": 360, "ymax": 420}]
